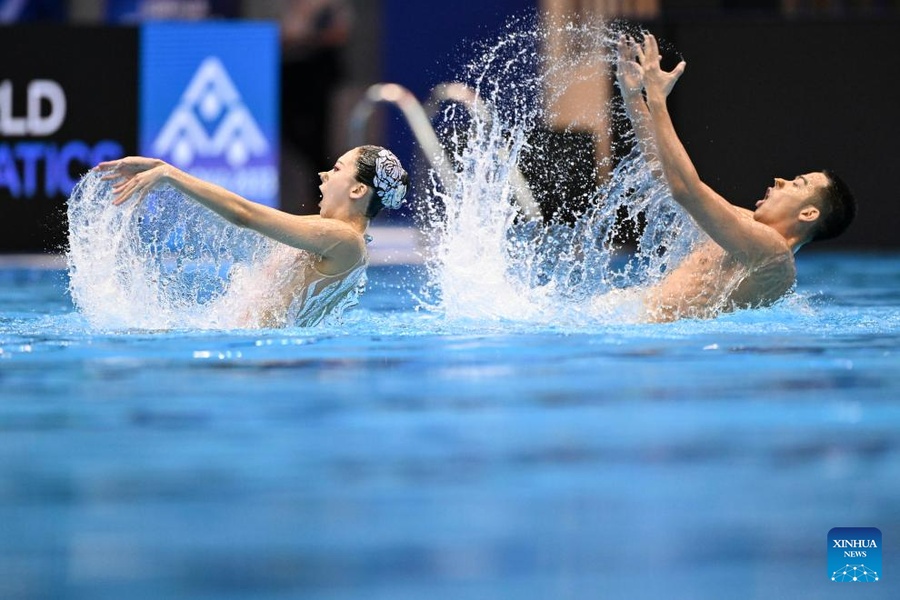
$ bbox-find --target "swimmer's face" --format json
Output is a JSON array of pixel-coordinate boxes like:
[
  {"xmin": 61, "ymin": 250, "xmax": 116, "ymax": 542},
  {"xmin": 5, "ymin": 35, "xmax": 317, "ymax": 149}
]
[
  {"xmin": 317, "ymin": 149, "xmax": 365, "ymax": 217},
  {"xmin": 754, "ymin": 172, "xmax": 827, "ymax": 225}
]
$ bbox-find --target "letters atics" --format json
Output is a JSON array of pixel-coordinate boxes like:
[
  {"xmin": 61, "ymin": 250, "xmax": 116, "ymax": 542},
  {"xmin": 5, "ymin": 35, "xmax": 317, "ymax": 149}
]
[{"xmin": 0, "ymin": 79, "xmax": 122, "ymax": 199}]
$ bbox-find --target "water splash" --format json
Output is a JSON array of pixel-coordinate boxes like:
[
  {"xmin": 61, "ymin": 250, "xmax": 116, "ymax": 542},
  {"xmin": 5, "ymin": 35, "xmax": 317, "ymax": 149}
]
[
  {"xmin": 419, "ymin": 17, "xmax": 700, "ymax": 324},
  {"xmin": 66, "ymin": 17, "xmax": 703, "ymax": 331},
  {"xmin": 65, "ymin": 171, "xmax": 362, "ymax": 330}
]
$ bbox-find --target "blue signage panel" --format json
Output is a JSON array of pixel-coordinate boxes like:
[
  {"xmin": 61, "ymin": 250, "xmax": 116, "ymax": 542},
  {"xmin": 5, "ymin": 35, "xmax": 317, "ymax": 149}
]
[{"xmin": 140, "ymin": 22, "xmax": 279, "ymax": 206}]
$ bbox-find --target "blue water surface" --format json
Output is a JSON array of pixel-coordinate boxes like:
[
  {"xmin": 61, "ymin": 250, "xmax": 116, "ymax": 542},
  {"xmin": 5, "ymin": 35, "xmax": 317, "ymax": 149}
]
[{"xmin": 1, "ymin": 251, "xmax": 899, "ymax": 600}]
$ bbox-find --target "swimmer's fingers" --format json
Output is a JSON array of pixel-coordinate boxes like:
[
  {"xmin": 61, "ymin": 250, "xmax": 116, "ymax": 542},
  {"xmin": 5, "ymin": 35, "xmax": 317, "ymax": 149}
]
[
  {"xmin": 634, "ymin": 37, "xmax": 646, "ymax": 64},
  {"xmin": 96, "ymin": 160, "xmax": 139, "ymax": 185},
  {"xmin": 112, "ymin": 186, "xmax": 147, "ymax": 207},
  {"xmin": 94, "ymin": 159, "xmax": 120, "ymax": 171},
  {"xmin": 615, "ymin": 34, "xmax": 632, "ymax": 56},
  {"xmin": 641, "ymin": 33, "xmax": 660, "ymax": 65},
  {"xmin": 646, "ymin": 58, "xmax": 686, "ymax": 99},
  {"xmin": 615, "ymin": 39, "xmax": 644, "ymax": 95},
  {"xmin": 110, "ymin": 174, "xmax": 145, "ymax": 206},
  {"xmin": 661, "ymin": 60, "xmax": 687, "ymax": 98},
  {"xmin": 99, "ymin": 171, "xmax": 125, "ymax": 183},
  {"xmin": 619, "ymin": 33, "xmax": 645, "ymax": 64},
  {"xmin": 110, "ymin": 182, "xmax": 135, "ymax": 206},
  {"xmin": 94, "ymin": 160, "xmax": 124, "ymax": 181},
  {"xmin": 95, "ymin": 156, "xmax": 160, "ymax": 176},
  {"xmin": 122, "ymin": 184, "xmax": 150, "ymax": 207}
]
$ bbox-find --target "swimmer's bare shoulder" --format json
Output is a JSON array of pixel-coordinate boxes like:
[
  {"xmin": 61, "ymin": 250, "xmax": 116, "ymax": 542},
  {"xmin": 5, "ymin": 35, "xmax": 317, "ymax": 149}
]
[
  {"xmin": 301, "ymin": 216, "xmax": 368, "ymax": 276},
  {"xmin": 724, "ymin": 205, "xmax": 797, "ymax": 307},
  {"xmin": 729, "ymin": 249, "xmax": 796, "ymax": 307},
  {"xmin": 646, "ymin": 209, "xmax": 795, "ymax": 320}
]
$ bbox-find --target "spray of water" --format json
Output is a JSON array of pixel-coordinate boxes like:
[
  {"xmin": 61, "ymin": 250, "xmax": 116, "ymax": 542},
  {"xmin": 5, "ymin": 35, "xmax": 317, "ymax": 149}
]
[
  {"xmin": 418, "ymin": 16, "xmax": 700, "ymax": 324},
  {"xmin": 65, "ymin": 172, "xmax": 363, "ymax": 330}
]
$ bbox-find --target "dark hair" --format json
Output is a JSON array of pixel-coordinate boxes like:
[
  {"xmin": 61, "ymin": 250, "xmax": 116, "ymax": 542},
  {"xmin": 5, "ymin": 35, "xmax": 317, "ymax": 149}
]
[
  {"xmin": 353, "ymin": 145, "xmax": 409, "ymax": 218},
  {"xmin": 809, "ymin": 170, "xmax": 856, "ymax": 243}
]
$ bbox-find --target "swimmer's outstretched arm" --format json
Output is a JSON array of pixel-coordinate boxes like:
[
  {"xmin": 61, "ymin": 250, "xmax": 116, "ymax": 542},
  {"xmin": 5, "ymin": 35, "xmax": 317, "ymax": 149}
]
[
  {"xmin": 615, "ymin": 35, "xmax": 657, "ymax": 162},
  {"xmin": 95, "ymin": 157, "xmax": 364, "ymax": 272},
  {"xmin": 635, "ymin": 35, "xmax": 786, "ymax": 264}
]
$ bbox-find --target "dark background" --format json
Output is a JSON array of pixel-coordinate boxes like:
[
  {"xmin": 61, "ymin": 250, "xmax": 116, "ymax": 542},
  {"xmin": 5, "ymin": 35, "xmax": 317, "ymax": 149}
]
[
  {"xmin": 0, "ymin": 26, "xmax": 138, "ymax": 252},
  {"xmin": 1, "ymin": 8, "xmax": 897, "ymax": 252},
  {"xmin": 382, "ymin": 4, "xmax": 898, "ymax": 250},
  {"xmin": 668, "ymin": 17, "xmax": 900, "ymax": 250}
]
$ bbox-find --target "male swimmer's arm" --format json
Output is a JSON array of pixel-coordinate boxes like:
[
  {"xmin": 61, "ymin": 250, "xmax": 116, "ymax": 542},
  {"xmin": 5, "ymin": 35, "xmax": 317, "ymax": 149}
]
[
  {"xmin": 97, "ymin": 157, "xmax": 363, "ymax": 271},
  {"xmin": 637, "ymin": 35, "xmax": 784, "ymax": 263}
]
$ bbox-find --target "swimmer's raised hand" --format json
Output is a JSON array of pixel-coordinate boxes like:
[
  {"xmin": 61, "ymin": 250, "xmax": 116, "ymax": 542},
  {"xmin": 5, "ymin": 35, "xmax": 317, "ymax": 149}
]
[
  {"xmin": 615, "ymin": 35, "xmax": 643, "ymax": 98},
  {"xmin": 637, "ymin": 34, "xmax": 686, "ymax": 103},
  {"xmin": 94, "ymin": 157, "xmax": 171, "ymax": 206}
]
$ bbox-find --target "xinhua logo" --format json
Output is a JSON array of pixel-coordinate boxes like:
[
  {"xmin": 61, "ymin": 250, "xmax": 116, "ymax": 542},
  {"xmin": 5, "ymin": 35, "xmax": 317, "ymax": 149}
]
[
  {"xmin": 828, "ymin": 527, "xmax": 881, "ymax": 582},
  {"xmin": 152, "ymin": 56, "xmax": 268, "ymax": 168}
]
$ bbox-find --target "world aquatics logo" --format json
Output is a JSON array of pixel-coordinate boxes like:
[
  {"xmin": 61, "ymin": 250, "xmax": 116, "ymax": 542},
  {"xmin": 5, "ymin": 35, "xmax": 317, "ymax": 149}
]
[{"xmin": 152, "ymin": 56, "xmax": 269, "ymax": 169}]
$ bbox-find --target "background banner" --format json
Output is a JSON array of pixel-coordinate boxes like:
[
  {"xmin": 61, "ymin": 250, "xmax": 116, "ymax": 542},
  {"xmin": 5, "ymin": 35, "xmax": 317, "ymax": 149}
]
[
  {"xmin": 0, "ymin": 22, "xmax": 278, "ymax": 253},
  {"xmin": 0, "ymin": 26, "xmax": 137, "ymax": 252},
  {"xmin": 139, "ymin": 22, "xmax": 279, "ymax": 210}
]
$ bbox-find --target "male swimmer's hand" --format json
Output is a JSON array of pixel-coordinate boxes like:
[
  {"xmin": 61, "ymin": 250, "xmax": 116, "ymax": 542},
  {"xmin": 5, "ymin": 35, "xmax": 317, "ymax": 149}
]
[
  {"xmin": 95, "ymin": 157, "xmax": 168, "ymax": 206},
  {"xmin": 615, "ymin": 35, "xmax": 644, "ymax": 97},
  {"xmin": 636, "ymin": 34, "xmax": 686, "ymax": 102}
]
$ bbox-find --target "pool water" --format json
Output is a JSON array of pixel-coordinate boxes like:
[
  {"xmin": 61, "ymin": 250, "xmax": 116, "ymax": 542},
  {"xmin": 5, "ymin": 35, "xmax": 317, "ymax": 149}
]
[{"xmin": 1, "ymin": 251, "xmax": 899, "ymax": 599}]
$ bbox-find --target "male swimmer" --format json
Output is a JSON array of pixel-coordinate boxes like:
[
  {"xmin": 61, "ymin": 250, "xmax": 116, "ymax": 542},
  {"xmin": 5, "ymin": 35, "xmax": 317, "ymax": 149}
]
[{"xmin": 615, "ymin": 34, "xmax": 855, "ymax": 321}]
